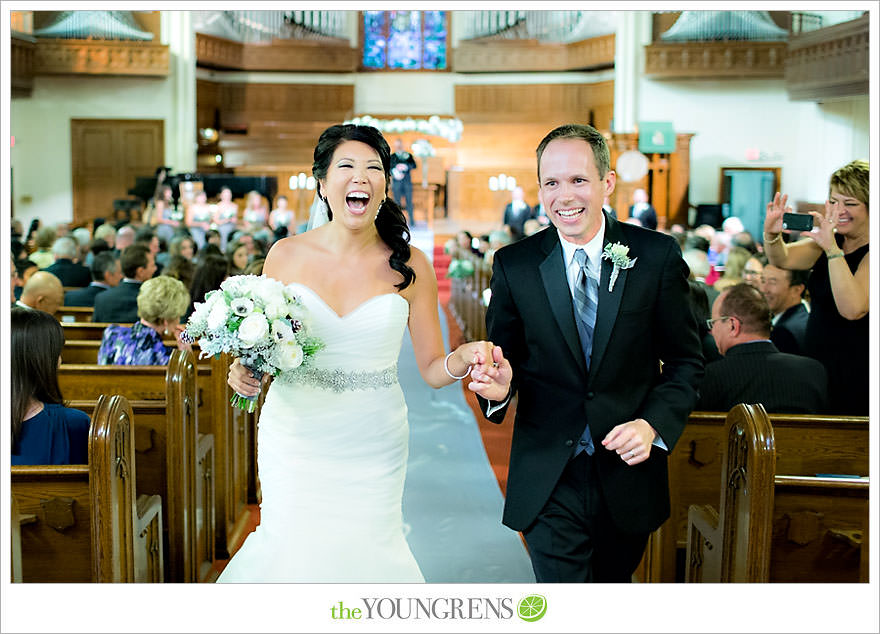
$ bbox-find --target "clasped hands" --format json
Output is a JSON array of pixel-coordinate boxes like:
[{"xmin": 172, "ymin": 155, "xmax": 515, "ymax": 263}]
[{"xmin": 451, "ymin": 342, "xmax": 512, "ymax": 402}]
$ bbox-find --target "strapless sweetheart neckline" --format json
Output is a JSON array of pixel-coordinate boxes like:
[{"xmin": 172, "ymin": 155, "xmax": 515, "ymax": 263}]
[{"xmin": 288, "ymin": 281, "xmax": 408, "ymax": 320}]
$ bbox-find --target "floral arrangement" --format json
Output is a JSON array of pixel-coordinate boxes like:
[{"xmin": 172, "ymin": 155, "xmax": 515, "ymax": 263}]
[
  {"xmin": 601, "ymin": 242, "xmax": 637, "ymax": 292},
  {"xmin": 184, "ymin": 275, "xmax": 324, "ymax": 412},
  {"xmin": 446, "ymin": 258, "xmax": 475, "ymax": 279}
]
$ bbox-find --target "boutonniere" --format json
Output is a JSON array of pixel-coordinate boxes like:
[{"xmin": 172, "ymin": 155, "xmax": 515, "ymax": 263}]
[{"xmin": 601, "ymin": 242, "xmax": 637, "ymax": 292}]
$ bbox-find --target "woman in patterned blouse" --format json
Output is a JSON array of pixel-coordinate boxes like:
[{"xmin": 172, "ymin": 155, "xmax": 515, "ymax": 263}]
[{"xmin": 98, "ymin": 275, "xmax": 191, "ymax": 366}]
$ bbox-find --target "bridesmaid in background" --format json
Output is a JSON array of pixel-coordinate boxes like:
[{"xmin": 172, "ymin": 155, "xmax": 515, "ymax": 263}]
[{"xmin": 213, "ymin": 186, "xmax": 239, "ymax": 249}]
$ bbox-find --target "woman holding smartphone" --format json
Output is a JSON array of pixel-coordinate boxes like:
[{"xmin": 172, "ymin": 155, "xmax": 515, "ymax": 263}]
[{"xmin": 763, "ymin": 160, "xmax": 869, "ymax": 415}]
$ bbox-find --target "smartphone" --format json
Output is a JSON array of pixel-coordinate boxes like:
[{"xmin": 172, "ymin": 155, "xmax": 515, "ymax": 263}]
[{"xmin": 782, "ymin": 212, "xmax": 813, "ymax": 232}]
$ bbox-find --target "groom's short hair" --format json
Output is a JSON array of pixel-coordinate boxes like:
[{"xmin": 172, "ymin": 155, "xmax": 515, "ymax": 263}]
[{"xmin": 536, "ymin": 124, "xmax": 611, "ymax": 180}]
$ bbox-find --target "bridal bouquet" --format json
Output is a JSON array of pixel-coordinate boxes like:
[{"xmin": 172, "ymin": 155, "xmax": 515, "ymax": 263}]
[{"xmin": 184, "ymin": 275, "xmax": 324, "ymax": 412}]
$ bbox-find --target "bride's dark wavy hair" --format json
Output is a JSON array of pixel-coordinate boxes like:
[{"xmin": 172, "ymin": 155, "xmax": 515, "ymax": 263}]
[{"xmin": 312, "ymin": 124, "xmax": 415, "ymax": 290}]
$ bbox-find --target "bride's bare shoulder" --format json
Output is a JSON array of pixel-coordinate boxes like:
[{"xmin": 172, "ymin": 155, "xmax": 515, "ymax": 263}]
[{"xmin": 264, "ymin": 231, "xmax": 323, "ymax": 280}]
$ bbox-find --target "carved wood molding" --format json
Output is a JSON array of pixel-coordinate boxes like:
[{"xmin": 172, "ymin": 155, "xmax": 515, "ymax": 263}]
[
  {"xmin": 196, "ymin": 32, "xmax": 357, "ymax": 72},
  {"xmin": 453, "ymin": 33, "xmax": 615, "ymax": 72},
  {"xmin": 33, "ymin": 39, "xmax": 169, "ymax": 77},
  {"xmin": 11, "ymin": 32, "xmax": 36, "ymax": 96},
  {"xmin": 644, "ymin": 41, "xmax": 787, "ymax": 79},
  {"xmin": 785, "ymin": 14, "xmax": 868, "ymax": 101}
]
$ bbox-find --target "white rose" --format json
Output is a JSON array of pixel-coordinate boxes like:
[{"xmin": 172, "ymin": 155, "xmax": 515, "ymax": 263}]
[
  {"xmin": 207, "ymin": 301, "xmax": 230, "ymax": 331},
  {"xmin": 231, "ymin": 297, "xmax": 254, "ymax": 317},
  {"xmin": 271, "ymin": 319, "xmax": 295, "ymax": 343},
  {"xmin": 253, "ymin": 277, "xmax": 283, "ymax": 305},
  {"xmin": 273, "ymin": 341, "xmax": 304, "ymax": 370},
  {"xmin": 238, "ymin": 313, "xmax": 269, "ymax": 349},
  {"xmin": 263, "ymin": 297, "xmax": 289, "ymax": 321},
  {"xmin": 221, "ymin": 274, "xmax": 253, "ymax": 296}
]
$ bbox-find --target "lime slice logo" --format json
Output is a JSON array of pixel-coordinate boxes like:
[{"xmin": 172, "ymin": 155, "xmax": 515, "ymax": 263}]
[{"xmin": 517, "ymin": 594, "xmax": 547, "ymax": 622}]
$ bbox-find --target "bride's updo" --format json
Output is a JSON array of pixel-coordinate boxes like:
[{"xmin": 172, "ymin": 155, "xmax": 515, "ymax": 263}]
[{"xmin": 312, "ymin": 124, "xmax": 415, "ymax": 291}]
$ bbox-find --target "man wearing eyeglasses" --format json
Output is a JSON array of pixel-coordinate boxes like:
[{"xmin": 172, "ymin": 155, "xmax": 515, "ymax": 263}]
[{"xmin": 697, "ymin": 283, "xmax": 828, "ymax": 413}]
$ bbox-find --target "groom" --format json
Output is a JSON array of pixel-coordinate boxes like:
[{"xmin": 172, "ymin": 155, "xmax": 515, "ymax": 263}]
[{"xmin": 475, "ymin": 124, "xmax": 703, "ymax": 582}]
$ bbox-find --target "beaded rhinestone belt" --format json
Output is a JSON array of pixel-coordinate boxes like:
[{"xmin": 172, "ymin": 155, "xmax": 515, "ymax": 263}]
[{"xmin": 276, "ymin": 364, "xmax": 398, "ymax": 393}]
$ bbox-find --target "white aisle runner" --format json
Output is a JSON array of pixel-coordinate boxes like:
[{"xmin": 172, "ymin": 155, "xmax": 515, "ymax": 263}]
[{"xmin": 398, "ymin": 307, "xmax": 535, "ymax": 583}]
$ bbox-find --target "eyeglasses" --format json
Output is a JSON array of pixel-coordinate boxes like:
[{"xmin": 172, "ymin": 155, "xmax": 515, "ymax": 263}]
[{"xmin": 706, "ymin": 316, "xmax": 735, "ymax": 329}]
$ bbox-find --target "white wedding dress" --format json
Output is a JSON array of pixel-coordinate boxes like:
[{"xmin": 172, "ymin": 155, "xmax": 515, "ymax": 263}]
[{"xmin": 217, "ymin": 283, "xmax": 424, "ymax": 583}]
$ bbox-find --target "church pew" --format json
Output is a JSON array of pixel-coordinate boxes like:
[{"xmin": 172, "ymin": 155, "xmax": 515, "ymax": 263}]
[
  {"xmin": 61, "ymin": 322, "xmax": 123, "ymax": 341},
  {"xmin": 58, "ymin": 351, "xmax": 212, "ymax": 582},
  {"xmin": 685, "ymin": 403, "xmax": 869, "ymax": 582},
  {"xmin": 59, "ymin": 345, "xmax": 253, "ymax": 567},
  {"xmin": 57, "ymin": 305, "xmax": 94, "ymax": 323},
  {"xmin": 638, "ymin": 409, "xmax": 869, "ymax": 583},
  {"xmin": 12, "ymin": 394, "xmax": 164, "ymax": 582}
]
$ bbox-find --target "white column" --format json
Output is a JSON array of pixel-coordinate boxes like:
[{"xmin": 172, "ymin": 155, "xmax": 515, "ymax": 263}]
[
  {"xmin": 161, "ymin": 11, "xmax": 197, "ymax": 172},
  {"xmin": 613, "ymin": 11, "xmax": 652, "ymax": 133}
]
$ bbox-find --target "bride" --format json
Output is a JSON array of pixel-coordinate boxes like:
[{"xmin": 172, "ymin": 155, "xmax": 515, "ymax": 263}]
[{"xmin": 219, "ymin": 124, "xmax": 511, "ymax": 583}]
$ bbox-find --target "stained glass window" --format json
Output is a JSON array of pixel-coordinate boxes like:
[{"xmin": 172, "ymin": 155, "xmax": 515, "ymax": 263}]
[{"xmin": 362, "ymin": 10, "xmax": 447, "ymax": 70}]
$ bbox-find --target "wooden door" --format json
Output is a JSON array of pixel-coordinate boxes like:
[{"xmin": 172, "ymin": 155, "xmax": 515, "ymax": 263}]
[{"xmin": 71, "ymin": 119, "xmax": 164, "ymax": 226}]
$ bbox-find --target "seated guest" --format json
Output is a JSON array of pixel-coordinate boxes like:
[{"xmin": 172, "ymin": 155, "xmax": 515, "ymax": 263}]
[
  {"xmin": 741, "ymin": 252, "xmax": 767, "ymax": 289},
  {"xmin": 113, "ymin": 225, "xmax": 136, "ymax": 255},
  {"xmin": 16, "ymin": 271, "xmax": 64, "ymax": 317},
  {"xmin": 162, "ymin": 254, "xmax": 195, "ymax": 290},
  {"xmin": 87, "ymin": 224, "xmax": 116, "ymax": 267},
  {"xmin": 168, "ymin": 234, "xmax": 197, "ymax": 262},
  {"xmin": 98, "ymin": 276, "xmax": 191, "ymax": 366},
  {"xmin": 135, "ymin": 226, "xmax": 163, "ymax": 275},
  {"xmin": 29, "ymin": 226, "xmax": 57, "ymax": 269},
  {"xmin": 697, "ymin": 283, "xmax": 828, "ymax": 413},
  {"xmin": 762, "ymin": 264, "xmax": 810, "ymax": 356},
  {"xmin": 64, "ymin": 251, "xmax": 122, "ymax": 307},
  {"xmin": 225, "ymin": 239, "xmax": 250, "ymax": 276},
  {"xmin": 92, "ymin": 244, "xmax": 156, "ymax": 324},
  {"xmin": 243, "ymin": 257, "xmax": 265, "ymax": 276},
  {"xmin": 11, "ymin": 307, "xmax": 90, "ymax": 465},
  {"xmin": 13, "ymin": 258, "xmax": 39, "ymax": 301},
  {"xmin": 10, "ymin": 255, "xmax": 21, "ymax": 305},
  {"xmin": 712, "ymin": 246, "xmax": 752, "ymax": 292},
  {"xmin": 188, "ymin": 254, "xmax": 229, "ymax": 317},
  {"xmin": 45, "ymin": 237, "xmax": 92, "ymax": 287},
  {"xmin": 688, "ymin": 279, "xmax": 721, "ymax": 364}
]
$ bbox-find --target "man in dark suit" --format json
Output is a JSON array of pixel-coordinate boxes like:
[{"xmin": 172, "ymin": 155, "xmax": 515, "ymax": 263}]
[
  {"xmin": 92, "ymin": 244, "xmax": 156, "ymax": 323},
  {"xmin": 390, "ymin": 139, "xmax": 418, "ymax": 226},
  {"xmin": 503, "ymin": 186, "xmax": 535, "ymax": 241},
  {"xmin": 477, "ymin": 124, "xmax": 704, "ymax": 582},
  {"xmin": 761, "ymin": 264, "xmax": 810, "ymax": 356},
  {"xmin": 697, "ymin": 283, "xmax": 827, "ymax": 413},
  {"xmin": 628, "ymin": 188, "xmax": 658, "ymax": 230},
  {"xmin": 64, "ymin": 251, "xmax": 122, "ymax": 307},
  {"xmin": 44, "ymin": 236, "xmax": 92, "ymax": 287}
]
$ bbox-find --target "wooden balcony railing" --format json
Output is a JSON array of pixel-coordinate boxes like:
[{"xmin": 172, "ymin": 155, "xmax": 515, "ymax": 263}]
[
  {"xmin": 785, "ymin": 13, "xmax": 868, "ymax": 101},
  {"xmin": 644, "ymin": 40, "xmax": 787, "ymax": 79}
]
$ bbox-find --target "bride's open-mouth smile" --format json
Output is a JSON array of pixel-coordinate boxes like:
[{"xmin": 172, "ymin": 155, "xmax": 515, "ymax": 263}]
[{"xmin": 345, "ymin": 190, "xmax": 371, "ymax": 215}]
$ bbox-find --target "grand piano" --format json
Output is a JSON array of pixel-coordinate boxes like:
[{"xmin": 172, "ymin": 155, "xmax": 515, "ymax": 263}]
[{"xmin": 128, "ymin": 172, "xmax": 278, "ymax": 204}]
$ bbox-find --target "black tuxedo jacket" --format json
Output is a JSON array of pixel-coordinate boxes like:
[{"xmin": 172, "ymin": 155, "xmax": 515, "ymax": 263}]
[
  {"xmin": 479, "ymin": 213, "xmax": 703, "ymax": 533},
  {"xmin": 45, "ymin": 259, "xmax": 92, "ymax": 287},
  {"xmin": 770, "ymin": 303, "xmax": 809, "ymax": 356},
  {"xmin": 92, "ymin": 280, "xmax": 141, "ymax": 323},
  {"xmin": 696, "ymin": 340, "xmax": 828, "ymax": 414},
  {"xmin": 64, "ymin": 283, "xmax": 107, "ymax": 308}
]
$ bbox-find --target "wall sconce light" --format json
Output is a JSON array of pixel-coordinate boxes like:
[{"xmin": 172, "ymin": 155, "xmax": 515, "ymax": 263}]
[{"xmin": 488, "ymin": 173, "xmax": 516, "ymax": 192}]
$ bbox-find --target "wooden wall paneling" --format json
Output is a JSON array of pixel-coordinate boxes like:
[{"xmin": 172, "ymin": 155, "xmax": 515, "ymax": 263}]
[
  {"xmin": 455, "ymin": 82, "xmax": 614, "ymax": 126},
  {"xmin": 71, "ymin": 119, "xmax": 164, "ymax": 225},
  {"xmin": 447, "ymin": 166, "xmax": 539, "ymax": 226}
]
